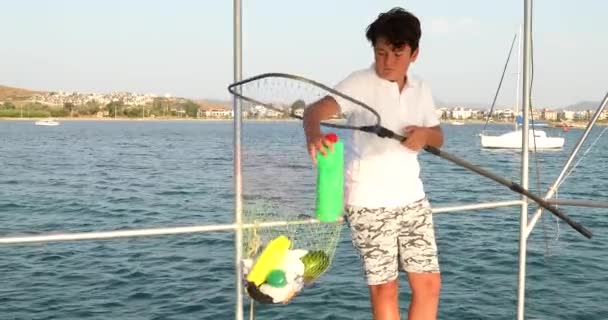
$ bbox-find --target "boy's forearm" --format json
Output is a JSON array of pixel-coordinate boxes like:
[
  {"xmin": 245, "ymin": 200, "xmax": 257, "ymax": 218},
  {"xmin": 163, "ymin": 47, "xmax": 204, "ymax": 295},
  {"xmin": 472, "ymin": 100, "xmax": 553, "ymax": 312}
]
[
  {"xmin": 303, "ymin": 107, "xmax": 322, "ymax": 136},
  {"xmin": 303, "ymin": 96, "xmax": 340, "ymax": 136},
  {"xmin": 425, "ymin": 126, "xmax": 444, "ymax": 148}
]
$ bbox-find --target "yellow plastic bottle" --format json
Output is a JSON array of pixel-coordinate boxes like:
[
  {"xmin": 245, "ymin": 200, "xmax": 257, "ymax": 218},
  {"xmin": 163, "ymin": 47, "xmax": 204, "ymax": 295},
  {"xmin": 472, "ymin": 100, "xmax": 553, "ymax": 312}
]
[{"xmin": 246, "ymin": 235, "xmax": 291, "ymax": 286}]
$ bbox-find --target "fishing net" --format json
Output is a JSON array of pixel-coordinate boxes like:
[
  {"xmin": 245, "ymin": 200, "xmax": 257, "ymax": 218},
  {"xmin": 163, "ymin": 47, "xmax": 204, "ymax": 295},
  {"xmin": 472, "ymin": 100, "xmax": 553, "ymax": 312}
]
[
  {"xmin": 241, "ymin": 199, "xmax": 342, "ymax": 304},
  {"xmin": 229, "ymin": 73, "xmax": 356, "ymax": 305}
]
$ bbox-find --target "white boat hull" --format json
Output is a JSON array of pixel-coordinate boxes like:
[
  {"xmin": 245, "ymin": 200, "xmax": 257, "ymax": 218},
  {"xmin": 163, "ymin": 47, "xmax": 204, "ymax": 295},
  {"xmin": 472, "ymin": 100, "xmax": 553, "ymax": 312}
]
[
  {"xmin": 35, "ymin": 119, "xmax": 60, "ymax": 126},
  {"xmin": 480, "ymin": 130, "xmax": 564, "ymax": 149}
]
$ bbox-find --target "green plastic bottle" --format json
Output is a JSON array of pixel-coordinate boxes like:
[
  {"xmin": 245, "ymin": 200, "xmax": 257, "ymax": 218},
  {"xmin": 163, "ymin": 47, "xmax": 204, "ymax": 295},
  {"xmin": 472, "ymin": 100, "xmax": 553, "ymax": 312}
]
[{"xmin": 315, "ymin": 133, "xmax": 344, "ymax": 222}]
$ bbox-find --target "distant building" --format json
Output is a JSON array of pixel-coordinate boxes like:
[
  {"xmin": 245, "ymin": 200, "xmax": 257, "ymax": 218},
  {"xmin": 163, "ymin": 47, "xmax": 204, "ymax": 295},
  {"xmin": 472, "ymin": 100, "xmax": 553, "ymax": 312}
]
[
  {"xmin": 436, "ymin": 108, "xmax": 448, "ymax": 119},
  {"xmin": 542, "ymin": 109, "xmax": 558, "ymax": 121},
  {"xmin": 495, "ymin": 109, "xmax": 514, "ymax": 120},
  {"xmin": 450, "ymin": 107, "xmax": 474, "ymax": 120},
  {"xmin": 574, "ymin": 111, "xmax": 590, "ymax": 121},
  {"xmin": 249, "ymin": 105, "xmax": 282, "ymax": 118},
  {"xmin": 558, "ymin": 110, "xmax": 575, "ymax": 120},
  {"xmin": 202, "ymin": 109, "xmax": 233, "ymax": 118}
]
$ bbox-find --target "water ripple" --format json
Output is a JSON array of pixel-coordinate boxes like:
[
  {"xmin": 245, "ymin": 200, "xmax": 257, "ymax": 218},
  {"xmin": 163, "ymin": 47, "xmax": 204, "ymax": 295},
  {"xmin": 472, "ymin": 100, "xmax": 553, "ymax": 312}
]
[{"xmin": 0, "ymin": 121, "xmax": 606, "ymax": 319}]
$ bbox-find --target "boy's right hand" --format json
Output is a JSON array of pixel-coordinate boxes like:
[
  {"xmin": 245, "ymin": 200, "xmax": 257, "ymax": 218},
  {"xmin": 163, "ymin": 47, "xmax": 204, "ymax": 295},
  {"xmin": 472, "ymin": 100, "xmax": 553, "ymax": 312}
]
[{"xmin": 306, "ymin": 131, "xmax": 334, "ymax": 165}]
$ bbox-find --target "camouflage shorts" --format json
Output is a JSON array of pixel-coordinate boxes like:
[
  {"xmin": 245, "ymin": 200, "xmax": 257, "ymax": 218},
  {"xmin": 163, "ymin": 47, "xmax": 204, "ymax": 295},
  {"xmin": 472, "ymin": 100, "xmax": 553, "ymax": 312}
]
[{"xmin": 345, "ymin": 198, "xmax": 440, "ymax": 285}]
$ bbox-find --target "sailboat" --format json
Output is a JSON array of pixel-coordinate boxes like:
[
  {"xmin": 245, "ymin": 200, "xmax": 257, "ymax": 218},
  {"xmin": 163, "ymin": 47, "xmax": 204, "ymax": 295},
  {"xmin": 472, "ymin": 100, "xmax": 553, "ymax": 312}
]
[{"xmin": 480, "ymin": 27, "xmax": 565, "ymax": 150}]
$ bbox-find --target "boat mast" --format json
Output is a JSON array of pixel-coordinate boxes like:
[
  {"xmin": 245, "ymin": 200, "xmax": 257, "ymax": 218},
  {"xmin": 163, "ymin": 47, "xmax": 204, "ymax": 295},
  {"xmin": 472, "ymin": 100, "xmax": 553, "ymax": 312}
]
[
  {"xmin": 233, "ymin": 0, "xmax": 244, "ymax": 319},
  {"xmin": 517, "ymin": 0, "xmax": 532, "ymax": 319}
]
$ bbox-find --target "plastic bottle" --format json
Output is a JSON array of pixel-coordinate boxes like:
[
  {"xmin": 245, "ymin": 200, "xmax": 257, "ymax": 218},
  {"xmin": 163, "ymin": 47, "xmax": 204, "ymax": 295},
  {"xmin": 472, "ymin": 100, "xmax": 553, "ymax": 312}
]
[
  {"xmin": 315, "ymin": 133, "xmax": 344, "ymax": 222},
  {"xmin": 247, "ymin": 235, "xmax": 291, "ymax": 286}
]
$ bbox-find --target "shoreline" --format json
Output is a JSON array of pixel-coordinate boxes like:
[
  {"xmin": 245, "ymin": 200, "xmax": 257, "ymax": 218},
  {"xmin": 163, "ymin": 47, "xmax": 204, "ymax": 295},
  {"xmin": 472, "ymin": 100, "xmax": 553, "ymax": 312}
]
[
  {"xmin": 2, "ymin": 117, "xmax": 604, "ymax": 126},
  {"xmin": 0, "ymin": 117, "xmax": 300, "ymax": 122}
]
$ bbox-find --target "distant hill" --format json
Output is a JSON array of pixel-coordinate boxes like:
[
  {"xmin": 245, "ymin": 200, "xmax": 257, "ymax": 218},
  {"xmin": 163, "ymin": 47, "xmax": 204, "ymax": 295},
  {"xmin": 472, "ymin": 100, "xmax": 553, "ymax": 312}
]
[
  {"xmin": 562, "ymin": 101, "xmax": 602, "ymax": 111},
  {"xmin": 0, "ymin": 85, "xmax": 45, "ymax": 101},
  {"xmin": 436, "ymin": 98, "xmax": 604, "ymax": 111}
]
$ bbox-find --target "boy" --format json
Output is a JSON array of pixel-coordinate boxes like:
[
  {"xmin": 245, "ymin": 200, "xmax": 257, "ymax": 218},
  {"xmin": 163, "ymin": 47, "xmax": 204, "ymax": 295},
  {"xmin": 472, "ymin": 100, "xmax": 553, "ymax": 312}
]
[{"xmin": 303, "ymin": 7, "xmax": 443, "ymax": 320}]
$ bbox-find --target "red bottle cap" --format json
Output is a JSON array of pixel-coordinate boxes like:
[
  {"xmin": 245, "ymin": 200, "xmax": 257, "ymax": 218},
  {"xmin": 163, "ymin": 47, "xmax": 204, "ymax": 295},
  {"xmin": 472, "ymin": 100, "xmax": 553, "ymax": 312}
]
[{"xmin": 325, "ymin": 133, "xmax": 338, "ymax": 143}]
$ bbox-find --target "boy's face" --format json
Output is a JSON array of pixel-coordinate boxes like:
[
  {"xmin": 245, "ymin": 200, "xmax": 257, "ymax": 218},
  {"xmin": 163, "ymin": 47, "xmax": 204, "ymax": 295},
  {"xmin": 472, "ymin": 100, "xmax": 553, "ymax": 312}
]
[{"xmin": 373, "ymin": 36, "xmax": 419, "ymax": 82}]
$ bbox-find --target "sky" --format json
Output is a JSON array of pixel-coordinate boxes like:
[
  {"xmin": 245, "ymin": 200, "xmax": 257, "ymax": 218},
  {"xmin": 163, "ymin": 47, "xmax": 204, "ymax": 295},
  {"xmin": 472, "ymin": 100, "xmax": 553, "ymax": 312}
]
[{"xmin": 0, "ymin": 0, "xmax": 606, "ymax": 108}]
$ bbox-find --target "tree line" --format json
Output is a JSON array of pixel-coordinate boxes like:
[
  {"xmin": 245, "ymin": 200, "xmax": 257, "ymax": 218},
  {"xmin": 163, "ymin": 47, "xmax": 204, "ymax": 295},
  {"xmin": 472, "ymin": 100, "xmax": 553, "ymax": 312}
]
[{"xmin": 0, "ymin": 98, "xmax": 202, "ymax": 118}]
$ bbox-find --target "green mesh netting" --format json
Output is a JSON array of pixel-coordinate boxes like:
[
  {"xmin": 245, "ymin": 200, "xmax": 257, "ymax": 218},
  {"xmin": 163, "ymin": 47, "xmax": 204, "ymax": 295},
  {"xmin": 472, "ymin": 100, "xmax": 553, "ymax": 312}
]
[{"xmin": 241, "ymin": 199, "xmax": 342, "ymax": 304}]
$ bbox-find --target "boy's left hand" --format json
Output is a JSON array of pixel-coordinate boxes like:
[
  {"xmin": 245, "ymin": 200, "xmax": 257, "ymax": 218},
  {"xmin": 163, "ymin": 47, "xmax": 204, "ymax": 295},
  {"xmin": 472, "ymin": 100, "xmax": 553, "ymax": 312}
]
[{"xmin": 402, "ymin": 126, "xmax": 428, "ymax": 151}]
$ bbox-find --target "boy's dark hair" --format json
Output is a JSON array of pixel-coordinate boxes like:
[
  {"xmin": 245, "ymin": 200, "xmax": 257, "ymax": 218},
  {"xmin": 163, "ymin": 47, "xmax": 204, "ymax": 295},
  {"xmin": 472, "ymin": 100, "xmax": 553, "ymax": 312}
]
[{"xmin": 365, "ymin": 7, "xmax": 421, "ymax": 52}]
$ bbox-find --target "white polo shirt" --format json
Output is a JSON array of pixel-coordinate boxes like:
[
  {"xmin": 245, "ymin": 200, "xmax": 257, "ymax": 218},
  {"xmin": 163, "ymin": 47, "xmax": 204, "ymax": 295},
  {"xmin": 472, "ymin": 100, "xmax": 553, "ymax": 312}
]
[{"xmin": 332, "ymin": 65, "xmax": 440, "ymax": 208}]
